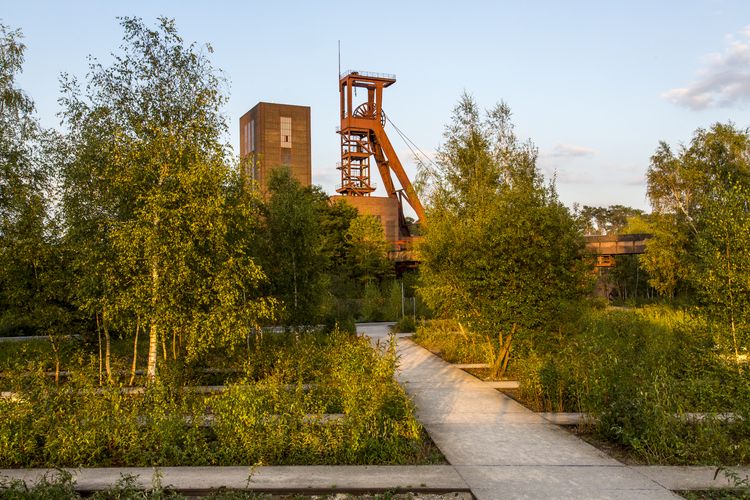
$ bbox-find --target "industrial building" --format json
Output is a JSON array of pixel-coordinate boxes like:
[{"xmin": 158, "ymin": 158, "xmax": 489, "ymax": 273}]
[
  {"xmin": 240, "ymin": 72, "xmax": 423, "ymax": 266},
  {"xmin": 332, "ymin": 71, "xmax": 424, "ymax": 258},
  {"xmin": 239, "ymin": 102, "xmax": 312, "ymax": 193}
]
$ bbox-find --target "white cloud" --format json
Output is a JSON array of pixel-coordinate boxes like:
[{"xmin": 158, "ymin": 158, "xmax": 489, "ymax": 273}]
[
  {"xmin": 539, "ymin": 159, "xmax": 645, "ymax": 187},
  {"xmin": 550, "ymin": 143, "xmax": 596, "ymax": 158},
  {"xmin": 664, "ymin": 26, "xmax": 750, "ymax": 110}
]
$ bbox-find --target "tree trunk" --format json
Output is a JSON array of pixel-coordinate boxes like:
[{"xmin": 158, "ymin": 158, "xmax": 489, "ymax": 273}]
[
  {"xmin": 147, "ymin": 256, "xmax": 160, "ymax": 382},
  {"xmin": 726, "ymin": 243, "xmax": 741, "ymax": 371},
  {"xmin": 130, "ymin": 317, "xmax": 140, "ymax": 386},
  {"xmin": 148, "ymin": 321, "xmax": 158, "ymax": 382},
  {"xmin": 96, "ymin": 311, "xmax": 103, "ymax": 385},
  {"xmin": 292, "ymin": 253, "xmax": 298, "ymax": 310},
  {"xmin": 49, "ymin": 336, "xmax": 60, "ymax": 385},
  {"xmin": 162, "ymin": 332, "xmax": 168, "ymax": 361},
  {"xmin": 103, "ymin": 306, "xmax": 112, "ymax": 383}
]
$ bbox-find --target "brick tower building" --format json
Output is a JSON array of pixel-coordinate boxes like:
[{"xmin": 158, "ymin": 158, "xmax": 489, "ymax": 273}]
[{"xmin": 239, "ymin": 102, "xmax": 312, "ymax": 192}]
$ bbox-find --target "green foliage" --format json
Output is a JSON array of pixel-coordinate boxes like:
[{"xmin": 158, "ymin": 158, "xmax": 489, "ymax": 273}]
[
  {"xmin": 254, "ymin": 173, "xmax": 400, "ymax": 326},
  {"xmin": 360, "ymin": 281, "xmax": 385, "ymax": 322},
  {"xmin": 391, "ymin": 316, "xmax": 416, "ymax": 333},
  {"xmin": 319, "ymin": 197, "xmax": 358, "ymax": 271},
  {"xmin": 385, "ymin": 280, "xmax": 404, "ymax": 322},
  {"xmin": 0, "ymin": 469, "xmax": 78, "ymax": 500},
  {"xmin": 578, "ymin": 308, "xmax": 750, "ymax": 464},
  {"xmin": 417, "ymin": 94, "xmax": 589, "ymax": 375},
  {"xmin": 578, "ymin": 206, "xmax": 654, "ymax": 302},
  {"xmin": 0, "ymin": 23, "xmax": 76, "ymax": 340},
  {"xmin": 412, "ymin": 320, "xmax": 494, "ymax": 365},
  {"xmin": 414, "ymin": 304, "xmax": 750, "ymax": 464},
  {"xmin": 0, "ymin": 469, "xmax": 265, "ymax": 499},
  {"xmin": 520, "ymin": 306, "xmax": 750, "ymax": 464},
  {"xmin": 601, "ymin": 254, "xmax": 651, "ymax": 302},
  {"xmin": 0, "ymin": 330, "xmax": 439, "ymax": 467},
  {"xmin": 345, "ymin": 215, "xmax": 393, "ymax": 285},
  {"xmin": 637, "ymin": 213, "xmax": 692, "ymax": 299},
  {"xmin": 258, "ymin": 169, "xmax": 327, "ymax": 325},
  {"xmin": 59, "ymin": 17, "xmax": 275, "ymax": 377},
  {"xmin": 89, "ymin": 471, "xmax": 186, "ymax": 499},
  {"xmin": 578, "ymin": 204, "xmax": 644, "ymax": 236},
  {"xmin": 646, "ymin": 123, "xmax": 750, "ymax": 358},
  {"xmin": 692, "ymin": 182, "xmax": 750, "ymax": 364}
]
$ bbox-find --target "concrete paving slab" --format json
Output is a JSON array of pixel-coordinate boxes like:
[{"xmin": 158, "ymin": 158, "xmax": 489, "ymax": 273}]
[
  {"xmin": 425, "ymin": 423, "xmax": 619, "ymax": 466},
  {"xmin": 540, "ymin": 412, "xmax": 591, "ymax": 426},
  {"xmin": 456, "ymin": 465, "xmax": 680, "ymax": 499},
  {"xmin": 0, "ymin": 466, "xmax": 469, "ymax": 493},
  {"xmin": 469, "ymin": 486, "xmax": 680, "ymax": 500},
  {"xmin": 484, "ymin": 380, "xmax": 520, "ymax": 389},
  {"xmin": 408, "ymin": 387, "xmax": 533, "ymax": 417},
  {"xmin": 417, "ymin": 411, "xmax": 548, "ymax": 425},
  {"xmin": 632, "ymin": 465, "xmax": 750, "ymax": 491}
]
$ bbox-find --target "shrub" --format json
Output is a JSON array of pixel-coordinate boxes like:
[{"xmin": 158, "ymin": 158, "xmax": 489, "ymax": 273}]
[
  {"xmin": 392, "ymin": 316, "xmax": 416, "ymax": 333},
  {"xmin": 0, "ymin": 329, "xmax": 436, "ymax": 467},
  {"xmin": 412, "ymin": 304, "xmax": 750, "ymax": 464}
]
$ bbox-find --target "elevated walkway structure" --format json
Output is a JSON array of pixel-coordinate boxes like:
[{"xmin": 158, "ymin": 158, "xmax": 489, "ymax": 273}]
[{"xmin": 584, "ymin": 233, "xmax": 651, "ymax": 267}]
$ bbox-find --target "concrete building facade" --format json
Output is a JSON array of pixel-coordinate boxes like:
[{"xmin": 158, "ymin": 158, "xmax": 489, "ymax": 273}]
[{"xmin": 239, "ymin": 102, "xmax": 311, "ymax": 192}]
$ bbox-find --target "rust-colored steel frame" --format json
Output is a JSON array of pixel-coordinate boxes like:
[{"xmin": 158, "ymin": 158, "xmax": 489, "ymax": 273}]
[
  {"xmin": 337, "ymin": 71, "xmax": 426, "ymax": 222},
  {"xmin": 584, "ymin": 233, "xmax": 652, "ymax": 268}
]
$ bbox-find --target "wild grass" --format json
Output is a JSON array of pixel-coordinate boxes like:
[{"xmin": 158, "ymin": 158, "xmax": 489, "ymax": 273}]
[
  {"xmin": 413, "ymin": 306, "xmax": 750, "ymax": 465},
  {"xmin": 411, "ymin": 320, "xmax": 495, "ymax": 366},
  {"xmin": 0, "ymin": 329, "xmax": 443, "ymax": 467},
  {"xmin": 0, "ymin": 468, "xmax": 265, "ymax": 498}
]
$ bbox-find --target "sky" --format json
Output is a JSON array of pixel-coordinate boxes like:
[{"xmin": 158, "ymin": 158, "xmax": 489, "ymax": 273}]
[{"xmin": 4, "ymin": 0, "xmax": 750, "ymax": 212}]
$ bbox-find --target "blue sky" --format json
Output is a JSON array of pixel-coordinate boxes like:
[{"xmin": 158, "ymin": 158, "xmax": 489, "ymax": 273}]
[{"xmin": 4, "ymin": 0, "xmax": 750, "ymax": 211}]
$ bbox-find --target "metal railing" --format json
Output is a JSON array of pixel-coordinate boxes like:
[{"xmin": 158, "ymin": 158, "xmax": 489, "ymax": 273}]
[
  {"xmin": 339, "ymin": 69, "xmax": 396, "ymax": 80},
  {"xmin": 336, "ymin": 182, "xmax": 377, "ymax": 190}
]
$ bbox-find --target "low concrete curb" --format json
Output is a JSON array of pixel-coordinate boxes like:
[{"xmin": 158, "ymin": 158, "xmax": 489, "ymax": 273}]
[
  {"xmin": 0, "ymin": 465, "xmax": 470, "ymax": 495},
  {"xmin": 4, "ymin": 465, "xmax": 750, "ymax": 495},
  {"xmin": 633, "ymin": 466, "xmax": 750, "ymax": 491}
]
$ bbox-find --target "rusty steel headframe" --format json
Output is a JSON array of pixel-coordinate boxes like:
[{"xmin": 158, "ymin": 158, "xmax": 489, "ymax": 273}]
[{"xmin": 337, "ymin": 70, "xmax": 426, "ymax": 223}]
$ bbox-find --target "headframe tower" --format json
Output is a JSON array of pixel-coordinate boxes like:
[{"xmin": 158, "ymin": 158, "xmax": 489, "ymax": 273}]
[{"xmin": 336, "ymin": 71, "xmax": 425, "ymax": 239}]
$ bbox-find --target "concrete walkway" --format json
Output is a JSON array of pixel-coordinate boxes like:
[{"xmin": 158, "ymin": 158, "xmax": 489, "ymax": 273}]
[{"xmin": 359, "ymin": 324, "xmax": 681, "ymax": 500}]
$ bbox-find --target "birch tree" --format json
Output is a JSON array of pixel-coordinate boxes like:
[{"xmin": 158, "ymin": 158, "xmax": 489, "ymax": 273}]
[{"xmin": 60, "ymin": 17, "xmax": 275, "ymax": 381}]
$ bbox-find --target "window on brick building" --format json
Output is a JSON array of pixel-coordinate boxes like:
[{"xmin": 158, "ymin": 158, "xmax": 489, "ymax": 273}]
[{"xmin": 280, "ymin": 116, "xmax": 292, "ymax": 148}]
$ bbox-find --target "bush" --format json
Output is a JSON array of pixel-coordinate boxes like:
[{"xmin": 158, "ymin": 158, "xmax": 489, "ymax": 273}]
[
  {"xmin": 392, "ymin": 316, "xmax": 416, "ymax": 333},
  {"xmin": 517, "ymin": 306, "xmax": 750, "ymax": 464},
  {"xmin": 0, "ymin": 329, "xmax": 438, "ymax": 467},
  {"xmin": 360, "ymin": 281, "xmax": 385, "ymax": 322},
  {"xmin": 413, "ymin": 304, "xmax": 750, "ymax": 464}
]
